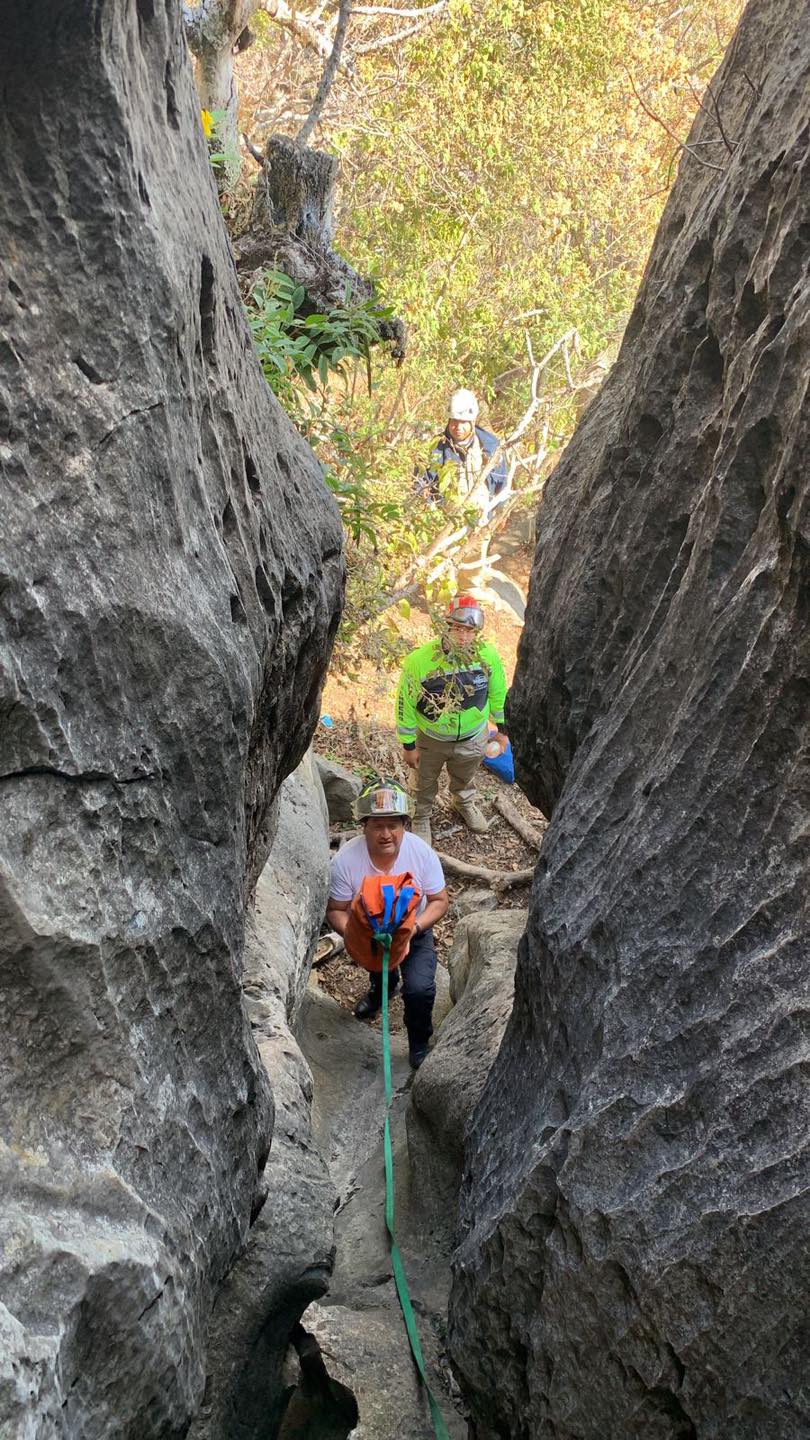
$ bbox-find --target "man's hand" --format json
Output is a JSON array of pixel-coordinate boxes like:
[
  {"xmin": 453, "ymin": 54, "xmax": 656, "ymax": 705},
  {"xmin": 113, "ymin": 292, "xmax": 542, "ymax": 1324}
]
[
  {"xmin": 402, "ymin": 746, "xmax": 419, "ymax": 770},
  {"xmin": 494, "ymin": 731, "xmax": 509, "ymax": 754}
]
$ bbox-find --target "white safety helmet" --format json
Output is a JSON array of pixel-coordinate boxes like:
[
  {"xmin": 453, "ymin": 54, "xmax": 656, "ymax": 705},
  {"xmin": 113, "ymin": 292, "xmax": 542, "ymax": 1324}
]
[{"xmin": 448, "ymin": 388, "xmax": 479, "ymax": 423}]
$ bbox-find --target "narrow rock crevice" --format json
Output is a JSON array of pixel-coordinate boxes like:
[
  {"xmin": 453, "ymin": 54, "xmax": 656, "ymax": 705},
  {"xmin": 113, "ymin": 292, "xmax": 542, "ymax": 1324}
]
[
  {"xmin": 0, "ymin": 765, "xmax": 156, "ymax": 785},
  {"xmin": 277, "ymin": 1323, "xmax": 359, "ymax": 1440},
  {"xmin": 282, "ymin": 907, "xmax": 527, "ymax": 1439}
]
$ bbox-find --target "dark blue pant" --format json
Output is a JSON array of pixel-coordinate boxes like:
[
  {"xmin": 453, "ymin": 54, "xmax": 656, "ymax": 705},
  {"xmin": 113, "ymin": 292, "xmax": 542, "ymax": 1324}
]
[{"xmin": 367, "ymin": 928, "xmax": 437, "ymax": 1045}]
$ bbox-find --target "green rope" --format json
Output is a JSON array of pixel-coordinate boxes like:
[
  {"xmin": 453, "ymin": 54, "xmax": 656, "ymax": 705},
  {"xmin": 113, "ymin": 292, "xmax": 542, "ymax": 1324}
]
[{"xmin": 379, "ymin": 935, "xmax": 451, "ymax": 1440}]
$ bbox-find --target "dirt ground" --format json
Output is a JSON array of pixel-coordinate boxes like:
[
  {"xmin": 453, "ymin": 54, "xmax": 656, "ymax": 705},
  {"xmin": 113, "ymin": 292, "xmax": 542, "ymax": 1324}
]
[{"xmin": 312, "ymin": 529, "xmax": 545, "ymax": 1034}]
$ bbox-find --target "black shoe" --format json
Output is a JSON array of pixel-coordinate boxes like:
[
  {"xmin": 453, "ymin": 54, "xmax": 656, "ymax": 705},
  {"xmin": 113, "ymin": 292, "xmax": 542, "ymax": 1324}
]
[
  {"xmin": 354, "ymin": 990, "xmax": 381, "ymax": 1020},
  {"xmin": 408, "ymin": 1043, "xmax": 428, "ymax": 1069}
]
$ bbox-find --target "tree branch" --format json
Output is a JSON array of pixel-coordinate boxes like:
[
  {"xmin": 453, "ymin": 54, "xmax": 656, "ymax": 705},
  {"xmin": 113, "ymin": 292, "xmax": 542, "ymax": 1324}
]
[
  {"xmin": 351, "ymin": 0, "xmax": 446, "ymax": 13},
  {"xmin": 262, "ymin": 0, "xmax": 354, "ymax": 75},
  {"xmin": 625, "ymin": 68, "xmax": 725, "ymax": 172},
  {"xmin": 297, "ymin": 0, "xmax": 353, "ymax": 144},
  {"xmin": 436, "ymin": 852, "xmax": 535, "ymax": 890},
  {"xmin": 473, "ymin": 327, "xmax": 575, "ymax": 490},
  {"xmin": 388, "ymin": 331, "xmax": 564, "ymax": 594},
  {"xmin": 687, "ymin": 76, "xmax": 737, "ymax": 154},
  {"xmin": 492, "ymin": 794, "xmax": 546, "ymax": 849},
  {"xmin": 354, "ymin": 10, "xmax": 444, "ymax": 51},
  {"xmin": 242, "ymin": 131, "xmax": 266, "ymax": 167}
]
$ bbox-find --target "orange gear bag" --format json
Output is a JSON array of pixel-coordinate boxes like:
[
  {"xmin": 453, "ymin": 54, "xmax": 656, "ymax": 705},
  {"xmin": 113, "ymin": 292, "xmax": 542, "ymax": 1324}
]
[{"xmin": 344, "ymin": 872, "xmax": 422, "ymax": 973}]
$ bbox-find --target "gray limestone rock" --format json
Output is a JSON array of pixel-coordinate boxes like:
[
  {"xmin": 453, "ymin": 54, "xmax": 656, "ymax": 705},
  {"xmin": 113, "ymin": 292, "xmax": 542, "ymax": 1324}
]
[
  {"xmin": 0, "ymin": 8, "xmax": 342, "ymax": 1439},
  {"xmin": 407, "ymin": 913, "xmax": 524, "ymax": 1242},
  {"xmin": 188, "ymin": 751, "xmax": 335, "ymax": 1440},
  {"xmin": 452, "ymin": 888, "xmax": 499, "ymax": 919},
  {"xmin": 295, "ymin": 1301, "xmax": 440, "ymax": 1440},
  {"xmin": 315, "ymin": 756, "xmax": 362, "ymax": 824},
  {"xmin": 450, "ymin": 2, "xmax": 810, "ymax": 1437}
]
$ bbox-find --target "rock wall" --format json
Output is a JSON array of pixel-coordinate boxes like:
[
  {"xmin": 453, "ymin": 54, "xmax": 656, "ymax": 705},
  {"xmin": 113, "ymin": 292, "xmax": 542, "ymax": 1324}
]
[
  {"xmin": 450, "ymin": 1, "xmax": 810, "ymax": 1436},
  {"xmin": 189, "ymin": 752, "xmax": 335, "ymax": 1440},
  {"xmin": 407, "ymin": 912, "xmax": 523, "ymax": 1244},
  {"xmin": 0, "ymin": 5, "xmax": 343, "ymax": 1438}
]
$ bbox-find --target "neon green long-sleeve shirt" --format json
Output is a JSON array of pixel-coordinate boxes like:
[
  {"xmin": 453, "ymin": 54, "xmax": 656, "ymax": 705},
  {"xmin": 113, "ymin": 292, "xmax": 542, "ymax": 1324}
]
[{"xmin": 395, "ymin": 638, "xmax": 507, "ymax": 744}]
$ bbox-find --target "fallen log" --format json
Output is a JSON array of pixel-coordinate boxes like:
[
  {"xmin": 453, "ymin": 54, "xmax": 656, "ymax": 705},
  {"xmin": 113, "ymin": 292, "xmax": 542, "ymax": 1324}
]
[
  {"xmin": 493, "ymin": 793, "xmax": 546, "ymax": 850},
  {"xmin": 435, "ymin": 851, "xmax": 534, "ymax": 891}
]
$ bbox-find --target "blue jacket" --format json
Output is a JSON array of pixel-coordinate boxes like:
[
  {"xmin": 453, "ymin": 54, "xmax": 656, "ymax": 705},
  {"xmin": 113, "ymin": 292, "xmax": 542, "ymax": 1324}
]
[{"xmin": 419, "ymin": 425, "xmax": 508, "ymax": 501}]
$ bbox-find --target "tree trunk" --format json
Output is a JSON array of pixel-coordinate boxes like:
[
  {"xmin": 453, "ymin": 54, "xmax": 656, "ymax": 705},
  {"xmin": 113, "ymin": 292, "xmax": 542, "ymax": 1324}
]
[
  {"xmin": 254, "ymin": 135, "xmax": 339, "ymax": 245},
  {"xmin": 236, "ymin": 134, "xmax": 406, "ymax": 357},
  {"xmin": 184, "ymin": 0, "xmax": 258, "ymax": 176}
]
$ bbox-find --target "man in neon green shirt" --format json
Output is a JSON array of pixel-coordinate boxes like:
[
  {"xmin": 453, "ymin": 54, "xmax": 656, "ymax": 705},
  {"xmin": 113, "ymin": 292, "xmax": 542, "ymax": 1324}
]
[{"xmin": 395, "ymin": 595, "xmax": 509, "ymax": 844}]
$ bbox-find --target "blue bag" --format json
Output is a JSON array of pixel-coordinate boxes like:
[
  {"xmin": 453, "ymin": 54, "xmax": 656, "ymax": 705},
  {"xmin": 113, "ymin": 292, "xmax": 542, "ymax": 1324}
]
[{"xmin": 483, "ymin": 739, "xmax": 515, "ymax": 784}]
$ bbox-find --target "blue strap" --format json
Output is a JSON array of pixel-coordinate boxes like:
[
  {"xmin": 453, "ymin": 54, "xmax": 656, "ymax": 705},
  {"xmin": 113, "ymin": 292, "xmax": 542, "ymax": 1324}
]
[
  {"xmin": 392, "ymin": 885, "xmax": 415, "ymax": 929},
  {"xmin": 380, "ymin": 883, "xmax": 396, "ymax": 934},
  {"xmin": 360, "ymin": 881, "xmax": 419, "ymax": 959}
]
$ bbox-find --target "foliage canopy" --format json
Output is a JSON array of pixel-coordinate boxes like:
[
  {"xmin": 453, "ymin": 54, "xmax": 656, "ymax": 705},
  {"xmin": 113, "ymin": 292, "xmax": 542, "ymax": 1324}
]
[{"xmin": 223, "ymin": 0, "xmax": 743, "ymax": 666}]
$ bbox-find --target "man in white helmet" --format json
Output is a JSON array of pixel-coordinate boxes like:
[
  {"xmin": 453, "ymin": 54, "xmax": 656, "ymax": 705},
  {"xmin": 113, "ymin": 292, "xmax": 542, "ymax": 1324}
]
[{"xmin": 418, "ymin": 388, "xmax": 509, "ymax": 521}]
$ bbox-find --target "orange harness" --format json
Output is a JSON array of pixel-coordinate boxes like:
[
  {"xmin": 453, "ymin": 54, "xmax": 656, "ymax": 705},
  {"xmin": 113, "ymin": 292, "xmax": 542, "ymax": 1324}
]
[{"xmin": 344, "ymin": 872, "xmax": 421, "ymax": 972}]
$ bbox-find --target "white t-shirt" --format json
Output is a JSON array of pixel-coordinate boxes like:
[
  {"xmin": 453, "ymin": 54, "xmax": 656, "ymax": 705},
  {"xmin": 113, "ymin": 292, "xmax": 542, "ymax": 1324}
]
[{"xmin": 329, "ymin": 832, "xmax": 445, "ymax": 917}]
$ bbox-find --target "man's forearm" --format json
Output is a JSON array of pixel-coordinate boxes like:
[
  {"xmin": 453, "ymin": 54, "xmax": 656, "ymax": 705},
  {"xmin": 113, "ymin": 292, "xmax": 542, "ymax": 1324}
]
[
  {"xmin": 417, "ymin": 898, "xmax": 447, "ymax": 931},
  {"xmin": 326, "ymin": 906, "xmax": 349, "ymax": 936}
]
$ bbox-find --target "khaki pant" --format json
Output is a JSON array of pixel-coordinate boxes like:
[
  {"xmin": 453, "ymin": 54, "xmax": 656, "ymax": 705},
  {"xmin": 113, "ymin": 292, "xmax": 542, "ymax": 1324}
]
[{"xmin": 413, "ymin": 728, "xmax": 488, "ymax": 820}]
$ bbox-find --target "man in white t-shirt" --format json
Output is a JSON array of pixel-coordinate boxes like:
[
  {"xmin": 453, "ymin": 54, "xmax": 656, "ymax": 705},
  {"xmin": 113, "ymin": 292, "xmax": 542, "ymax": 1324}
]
[{"xmin": 326, "ymin": 777, "xmax": 448, "ymax": 1068}]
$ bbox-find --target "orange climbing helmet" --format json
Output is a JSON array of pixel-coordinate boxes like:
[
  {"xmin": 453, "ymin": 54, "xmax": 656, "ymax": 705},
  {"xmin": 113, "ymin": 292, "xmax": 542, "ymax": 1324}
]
[{"xmin": 445, "ymin": 594, "xmax": 485, "ymax": 630}]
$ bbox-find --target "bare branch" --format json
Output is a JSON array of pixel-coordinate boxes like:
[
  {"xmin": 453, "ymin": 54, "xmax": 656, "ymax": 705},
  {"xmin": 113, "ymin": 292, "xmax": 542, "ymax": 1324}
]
[
  {"xmin": 297, "ymin": 0, "xmax": 353, "ymax": 143},
  {"xmin": 457, "ymin": 541, "xmax": 499, "ymax": 570},
  {"xmin": 262, "ymin": 0, "xmax": 354, "ymax": 75},
  {"xmin": 686, "ymin": 76, "xmax": 736, "ymax": 154},
  {"xmin": 493, "ymin": 794, "xmax": 546, "ymax": 849},
  {"xmin": 501, "ymin": 328, "xmax": 574, "ymax": 447},
  {"xmin": 389, "ymin": 333, "xmax": 566, "ymax": 594},
  {"xmin": 242, "ymin": 131, "xmax": 266, "ymax": 167},
  {"xmin": 435, "ymin": 852, "xmax": 534, "ymax": 890},
  {"xmin": 354, "ymin": 8, "xmax": 446, "ymax": 51},
  {"xmin": 625, "ymin": 68, "xmax": 725, "ymax": 172},
  {"xmin": 351, "ymin": 0, "xmax": 446, "ymax": 13},
  {"xmin": 561, "ymin": 335, "xmax": 574, "ymax": 390}
]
